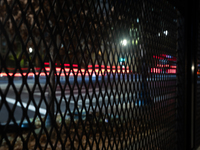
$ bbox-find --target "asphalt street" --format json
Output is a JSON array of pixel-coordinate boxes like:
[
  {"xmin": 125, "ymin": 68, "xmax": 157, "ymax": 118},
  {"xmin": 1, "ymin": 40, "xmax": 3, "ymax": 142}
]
[{"xmin": 0, "ymin": 74, "xmax": 176, "ymax": 123}]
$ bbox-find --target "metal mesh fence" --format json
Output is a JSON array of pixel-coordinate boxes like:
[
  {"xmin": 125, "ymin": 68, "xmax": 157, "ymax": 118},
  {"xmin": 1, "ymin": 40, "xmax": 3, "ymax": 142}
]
[{"xmin": 0, "ymin": 0, "xmax": 181, "ymax": 149}]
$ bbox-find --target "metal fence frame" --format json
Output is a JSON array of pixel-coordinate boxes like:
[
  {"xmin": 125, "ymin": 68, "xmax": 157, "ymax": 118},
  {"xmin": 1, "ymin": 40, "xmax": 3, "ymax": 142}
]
[{"xmin": 0, "ymin": 0, "xmax": 200, "ymax": 149}]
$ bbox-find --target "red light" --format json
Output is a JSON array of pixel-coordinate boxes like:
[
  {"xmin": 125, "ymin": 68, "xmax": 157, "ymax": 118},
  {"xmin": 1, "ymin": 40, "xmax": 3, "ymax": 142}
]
[
  {"xmin": 0, "ymin": 65, "xmax": 132, "ymax": 78},
  {"xmin": 64, "ymin": 64, "xmax": 70, "ymax": 67},
  {"xmin": 45, "ymin": 67, "xmax": 50, "ymax": 71},
  {"xmin": 73, "ymin": 64, "xmax": 78, "ymax": 67},
  {"xmin": 28, "ymin": 73, "xmax": 34, "ymax": 76},
  {"xmin": 35, "ymin": 68, "xmax": 40, "ymax": 71},
  {"xmin": 161, "ymin": 54, "xmax": 166, "ymax": 57},
  {"xmin": 95, "ymin": 69, "xmax": 99, "ymax": 74},
  {"xmin": 65, "ymin": 68, "xmax": 70, "ymax": 72},
  {"xmin": 0, "ymin": 73, "xmax": 7, "ymax": 77},
  {"xmin": 157, "ymin": 64, "xmax": 161, "ymax": 67},
  {"xmin": 81, "ymin": 69, "xmax": 85, "ymax": 73},
  {"xmin": 73, "ymin": 69, "xmax": 78, "ymax": 72},
  {"xmin": 44, "ymin": 62, "xmax": 49, "ymax": 65},
  {"xmin": 7, "ymin": 68, "xmax": 15, "ymax": 70},
  {"xmin": 167, "ymin": 69, "xmax": 176, "ymax": 74},
  {"xmin": 159, "ymin": 57, "xmax": 164, "ymax": 60},
  {"xmin": 151, "ymin": 68, "xmax": 158, "ymax": 73},
  {"xmin": 56, "ymin": 67, "xmax": 61, "ymax": 71},
  {"xmin": 168, "ymin": 58, "xmax": 177, "ymax": 61},
  {"xmin": 44, "ymin": 62, "xmax": 65, "ymax": 66},
  {"xmin": 171, "ymin": 65, "xmax": 176, "ymax": 68},
  {"xmin": 21, "ymin": 68, "xmax": 28, "ymax": 70},
  {"xmin": 40, "ymin": 72, "xmax": 46, "ymax": 76}
]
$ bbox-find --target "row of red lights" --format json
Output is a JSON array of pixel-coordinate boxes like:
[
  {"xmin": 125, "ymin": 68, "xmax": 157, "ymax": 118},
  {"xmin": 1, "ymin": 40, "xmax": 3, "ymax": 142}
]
[
  {"xmin": 157, "ymin": 64, "xmax": 177, "ymax": 69},
  {"xmin": 151, "ymin": 68, "xmax": 176, "ymax": 74},
  {"xmin": 0, "ymin": 64, "xmax": 130, "ymax": 77},
  {"xmin": 153, "ymin": 54, "xmax": 177, "ymax": 62},
  {"xmin": 1, "ymin": 58, "xmax": 178, "ymax": 77}
]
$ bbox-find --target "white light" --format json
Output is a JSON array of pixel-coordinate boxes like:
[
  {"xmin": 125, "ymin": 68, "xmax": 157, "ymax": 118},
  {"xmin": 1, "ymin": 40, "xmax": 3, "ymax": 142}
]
[
  {"xmin": 158, "ymin": 33, "xmax": 160, "ymax": 36},
  {"xmin": 164, "ymin": 30, "xmax": 168, "ymax": 36},
  {"xmin": 29, "ymin": 47, "xmax": 33, "ymax": 53},
  {"xmin": 191, "ymin": 65, "xmax": 195, "ymax": 71},
  {"xmin": 121, "ymin": 39, "xmax": 127, "ymax": 46}
]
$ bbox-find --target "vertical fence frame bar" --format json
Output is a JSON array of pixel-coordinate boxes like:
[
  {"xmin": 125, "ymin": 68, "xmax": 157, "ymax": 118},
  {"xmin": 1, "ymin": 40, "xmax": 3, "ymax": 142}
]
[
  {"xmin": 194, "ymin": 3, "xmax": 200, "ymax": 148},
  {"xmin": 192, "ymin": 0, "xmax": 200, "ymax": 149},
  {"xmin": 185, "ymin": 0, "xmax": 199, "ymax": 149}
]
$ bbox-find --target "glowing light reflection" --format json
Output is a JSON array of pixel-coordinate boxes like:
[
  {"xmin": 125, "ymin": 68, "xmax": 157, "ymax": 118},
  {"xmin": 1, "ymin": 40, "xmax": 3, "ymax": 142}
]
[{"xmin": 0, "ymin": 64, "xmax": 131, "ymax": 77}]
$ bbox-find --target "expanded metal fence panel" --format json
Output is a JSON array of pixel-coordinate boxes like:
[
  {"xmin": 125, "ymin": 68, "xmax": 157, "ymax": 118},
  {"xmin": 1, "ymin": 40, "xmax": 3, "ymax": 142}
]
[{"xmin": 0, "ymin": 0, "xmax": 180, "ymax": 149}]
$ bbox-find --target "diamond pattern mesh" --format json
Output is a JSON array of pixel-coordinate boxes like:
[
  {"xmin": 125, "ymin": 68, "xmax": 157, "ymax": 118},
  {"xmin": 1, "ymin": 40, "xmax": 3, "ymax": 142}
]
[{"xmin": 0, "ymin": 0, "xmax": 180, "ymax": 149}]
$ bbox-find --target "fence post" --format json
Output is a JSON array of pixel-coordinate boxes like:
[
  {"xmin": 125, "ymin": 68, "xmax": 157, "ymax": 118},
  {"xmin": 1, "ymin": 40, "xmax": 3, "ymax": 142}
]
[{"xmin": 184, "ymin": 0, "xmax": 198, "ymax": 149}]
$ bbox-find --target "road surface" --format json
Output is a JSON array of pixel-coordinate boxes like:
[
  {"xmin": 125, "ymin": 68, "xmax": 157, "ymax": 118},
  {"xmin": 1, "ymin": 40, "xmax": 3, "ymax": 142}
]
[{"xmin": 0, "ymin": 74, "xmax": 176, "ymax": 123}]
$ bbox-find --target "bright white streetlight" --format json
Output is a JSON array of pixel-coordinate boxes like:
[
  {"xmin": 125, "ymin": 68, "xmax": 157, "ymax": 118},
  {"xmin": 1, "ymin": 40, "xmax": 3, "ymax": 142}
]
[
  {"xmin": 121, "ymin": 39, "xmax": 127, "ymax": 46},
  {"xmin": 29, "ymin": 47, "xmax": 33, "ymax": 53},
  {"xmin": 163, "ymin": 30, "xmax": 168, "ymax": 36},
  {"xmin": 191, "ymin": 64, "xmax": 195, "ymax": 71}
]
